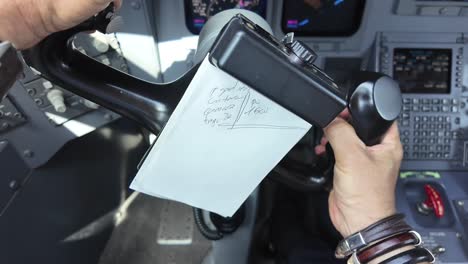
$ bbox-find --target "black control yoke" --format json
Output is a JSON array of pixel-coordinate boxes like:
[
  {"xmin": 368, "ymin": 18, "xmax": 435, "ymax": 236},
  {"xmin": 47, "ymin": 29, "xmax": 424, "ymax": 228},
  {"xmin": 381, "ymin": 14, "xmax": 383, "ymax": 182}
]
[
  {"xmin": 209, "ymin": 15, "xmax": 403, "ymax": 146},
  {"xmin": 22, "ymin": 5, "xmax": 198, "ymax": 133},
  {"xmin": 22, "ymin": 6, "xmax": 402, "ymax": 152}
]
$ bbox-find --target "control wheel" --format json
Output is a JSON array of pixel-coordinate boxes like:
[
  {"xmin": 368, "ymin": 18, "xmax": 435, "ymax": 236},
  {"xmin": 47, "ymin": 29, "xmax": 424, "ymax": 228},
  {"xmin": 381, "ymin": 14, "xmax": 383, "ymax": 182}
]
[{"xmin": 271, "ymin": 127, "xmax": 335, "ymax": 191}]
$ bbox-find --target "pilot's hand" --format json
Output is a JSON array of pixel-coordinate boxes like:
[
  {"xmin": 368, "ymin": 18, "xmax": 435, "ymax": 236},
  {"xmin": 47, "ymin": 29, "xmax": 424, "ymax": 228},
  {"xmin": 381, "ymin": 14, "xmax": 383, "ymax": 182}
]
[
  {"xmin": 0, "ymin": 0, "xmax": 121, "ymax": 49},
  {"xmin": 315, "ymin": 110, "xmax": 403, "ymax": 237}
]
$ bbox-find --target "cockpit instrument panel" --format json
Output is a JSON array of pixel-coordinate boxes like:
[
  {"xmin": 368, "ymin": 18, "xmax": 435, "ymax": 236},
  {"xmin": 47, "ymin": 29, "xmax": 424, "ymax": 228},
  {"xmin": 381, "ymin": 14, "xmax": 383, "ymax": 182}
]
[
  {"xmin": 185, "ymin": 0, "xmax": 267, "ymax": 34},
  {"xmin": 393, "ymin": 49, "xmax": 452, "ymax": 94},
  {"xmin": 282, "ymin": 0, "xmax": 366, "ymax": 36},
  {"xmin": 416, "ymin": 0, "xmax": 468, "ymax": 2}
]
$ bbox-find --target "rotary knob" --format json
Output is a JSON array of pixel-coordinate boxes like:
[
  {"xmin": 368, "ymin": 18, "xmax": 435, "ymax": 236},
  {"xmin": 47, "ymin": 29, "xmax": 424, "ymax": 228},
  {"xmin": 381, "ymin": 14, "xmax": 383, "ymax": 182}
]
[{"xmin": 290, "ymin": 40, "xmax": 317, "ymax": 66}]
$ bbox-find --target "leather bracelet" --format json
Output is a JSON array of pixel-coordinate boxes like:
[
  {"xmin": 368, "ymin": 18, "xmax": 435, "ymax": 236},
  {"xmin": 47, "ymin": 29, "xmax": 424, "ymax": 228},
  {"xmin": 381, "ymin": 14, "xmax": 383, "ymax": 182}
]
[
  {"xmin": 357, "ymin": 231, "xmax": 421, "ymax": 263},
  {"xmin": 380, "ymin": 247, "xmax": 435, "ymax": 264},
  {"xmin": 335, "ymin": 213, "xmax": 412, "ymax": 259}
]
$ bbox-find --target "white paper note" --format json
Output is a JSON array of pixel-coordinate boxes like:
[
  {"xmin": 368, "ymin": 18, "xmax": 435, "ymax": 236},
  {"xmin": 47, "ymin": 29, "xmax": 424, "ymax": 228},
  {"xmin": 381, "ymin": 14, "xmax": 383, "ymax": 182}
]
[{"xmin": 130, "ymin": 56, "xmax": 312, "ymax": 217}]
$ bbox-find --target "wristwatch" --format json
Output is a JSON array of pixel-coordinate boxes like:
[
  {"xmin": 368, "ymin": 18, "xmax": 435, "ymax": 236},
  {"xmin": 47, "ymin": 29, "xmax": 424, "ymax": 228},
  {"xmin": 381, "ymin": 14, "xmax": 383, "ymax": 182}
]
[
  {"xmin": 335, "ymin": 214, "xmax": 412, "ymax": 259},
  {"xmin": 0, "ymin": 41, "xmax": 23, "ymax": 100}
]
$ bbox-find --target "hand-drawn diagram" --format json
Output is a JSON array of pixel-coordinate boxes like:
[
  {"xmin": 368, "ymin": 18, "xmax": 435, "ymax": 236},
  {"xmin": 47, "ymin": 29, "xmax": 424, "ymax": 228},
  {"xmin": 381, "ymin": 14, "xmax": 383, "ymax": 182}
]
[{"xmin": 202, "ymin": 81, "xmax": 307, "ymax": 130}]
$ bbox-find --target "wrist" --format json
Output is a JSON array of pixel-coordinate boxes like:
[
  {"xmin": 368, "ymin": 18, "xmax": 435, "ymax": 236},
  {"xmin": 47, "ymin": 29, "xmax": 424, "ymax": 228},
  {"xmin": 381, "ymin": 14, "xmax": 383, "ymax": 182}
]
[
  {"xmin": 330, "ymin": 191, "xmax": 397, "ymax": 237},
  {"xmin": 335, "ymin": 214, "xmax": 413, "ymax": 260},
  {"xmin": 341, "ymin": 207, "xmax": 397, "ymax": 237}
]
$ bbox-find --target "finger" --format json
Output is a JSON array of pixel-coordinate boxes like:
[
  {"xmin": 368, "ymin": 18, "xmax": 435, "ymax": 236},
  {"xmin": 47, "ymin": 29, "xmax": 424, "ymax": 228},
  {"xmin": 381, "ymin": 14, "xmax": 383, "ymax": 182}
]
[
  {"xmin": 114, "ymin": 0, "xmax": 123, "ymax": 9},
  {"xmin": 95, "ymin": 0, "xmax": 122, "ymax": 9},
  {"xmin": 338, "ymin": 109, "xmax": 350, "ymax": 119},
  {"xmin": 323, "ymin": 117, "xmax": 365, "ymax": 161},
  {"xmin": 320, "ymin": 136, "xmax": 328, "ymax": 145},
  {"xmin": 315, "ymin": 145, "xmax": 326, "ymax": 156}
]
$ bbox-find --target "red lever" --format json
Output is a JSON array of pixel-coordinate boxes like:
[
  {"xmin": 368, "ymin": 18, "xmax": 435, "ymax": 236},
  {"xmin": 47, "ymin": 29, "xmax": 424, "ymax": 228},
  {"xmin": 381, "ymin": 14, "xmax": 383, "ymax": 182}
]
[{"xmin": 418, "ymin": 184, "xmax": 445, "ymax": 218}]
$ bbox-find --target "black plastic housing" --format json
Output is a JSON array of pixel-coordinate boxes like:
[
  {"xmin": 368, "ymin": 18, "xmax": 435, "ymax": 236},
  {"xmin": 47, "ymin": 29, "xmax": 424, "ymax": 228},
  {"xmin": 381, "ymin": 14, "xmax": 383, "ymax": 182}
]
[
  {"xmin": 209, "ymin": 14, "xmax": 347, "ymax": 128},
  {"xmin": 347, "ymin": 71, "xmax": 402, "ymax": 145},
  {"xmin": 21, "ymin": 7, "xmax": 199, "ymax": 134},
  {"xmin": 22, "ymin": 10, "xmax": 400, "ymax": 147},
  {"xmin": 0, "ymin": 42, "xmax": 22, "ymax": 100}
]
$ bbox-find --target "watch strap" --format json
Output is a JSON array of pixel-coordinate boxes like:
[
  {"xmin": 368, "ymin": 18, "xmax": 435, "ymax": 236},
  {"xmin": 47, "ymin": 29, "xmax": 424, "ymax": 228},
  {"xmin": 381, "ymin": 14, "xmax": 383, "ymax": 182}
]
[
  {"xmin": 357, "ymin": 231, "xmax": 421, "ymax": 263},
  {"xmin": 361, "ymin": 214, "xmax": 412, "ymax": 243},
  {"xmin": 335, "ymin": 214, "xmax": 412, "ymax": 258},
  {"xmin": 380, "ymin": 247, "xmax": 435, "ymax": 264}
]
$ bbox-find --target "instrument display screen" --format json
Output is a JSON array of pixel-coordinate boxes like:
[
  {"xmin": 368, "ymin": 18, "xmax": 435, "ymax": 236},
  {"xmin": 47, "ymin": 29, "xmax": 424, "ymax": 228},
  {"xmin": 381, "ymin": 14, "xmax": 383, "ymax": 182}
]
[
  {"xmin": 282, "ymin": 0, "xmax": 366, "ymax": 36},
  {"xmin": 393, "ymin": 48, "xmax": 452, "ymax": 94},
  {"xmin": 185, "ymin": 0, "xmax": 267, "ymax": 34},
  {"xmin": 416, "ymin": 0, "xmax": 468, "ymax": 2}
]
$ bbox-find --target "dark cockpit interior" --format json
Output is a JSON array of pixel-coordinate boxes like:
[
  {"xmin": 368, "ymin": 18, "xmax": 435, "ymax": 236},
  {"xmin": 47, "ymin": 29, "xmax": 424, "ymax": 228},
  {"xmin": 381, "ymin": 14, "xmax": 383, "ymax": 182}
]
[{"xmin": 1, "ymin": 0, "xmax": 468, "ymax": 263}]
